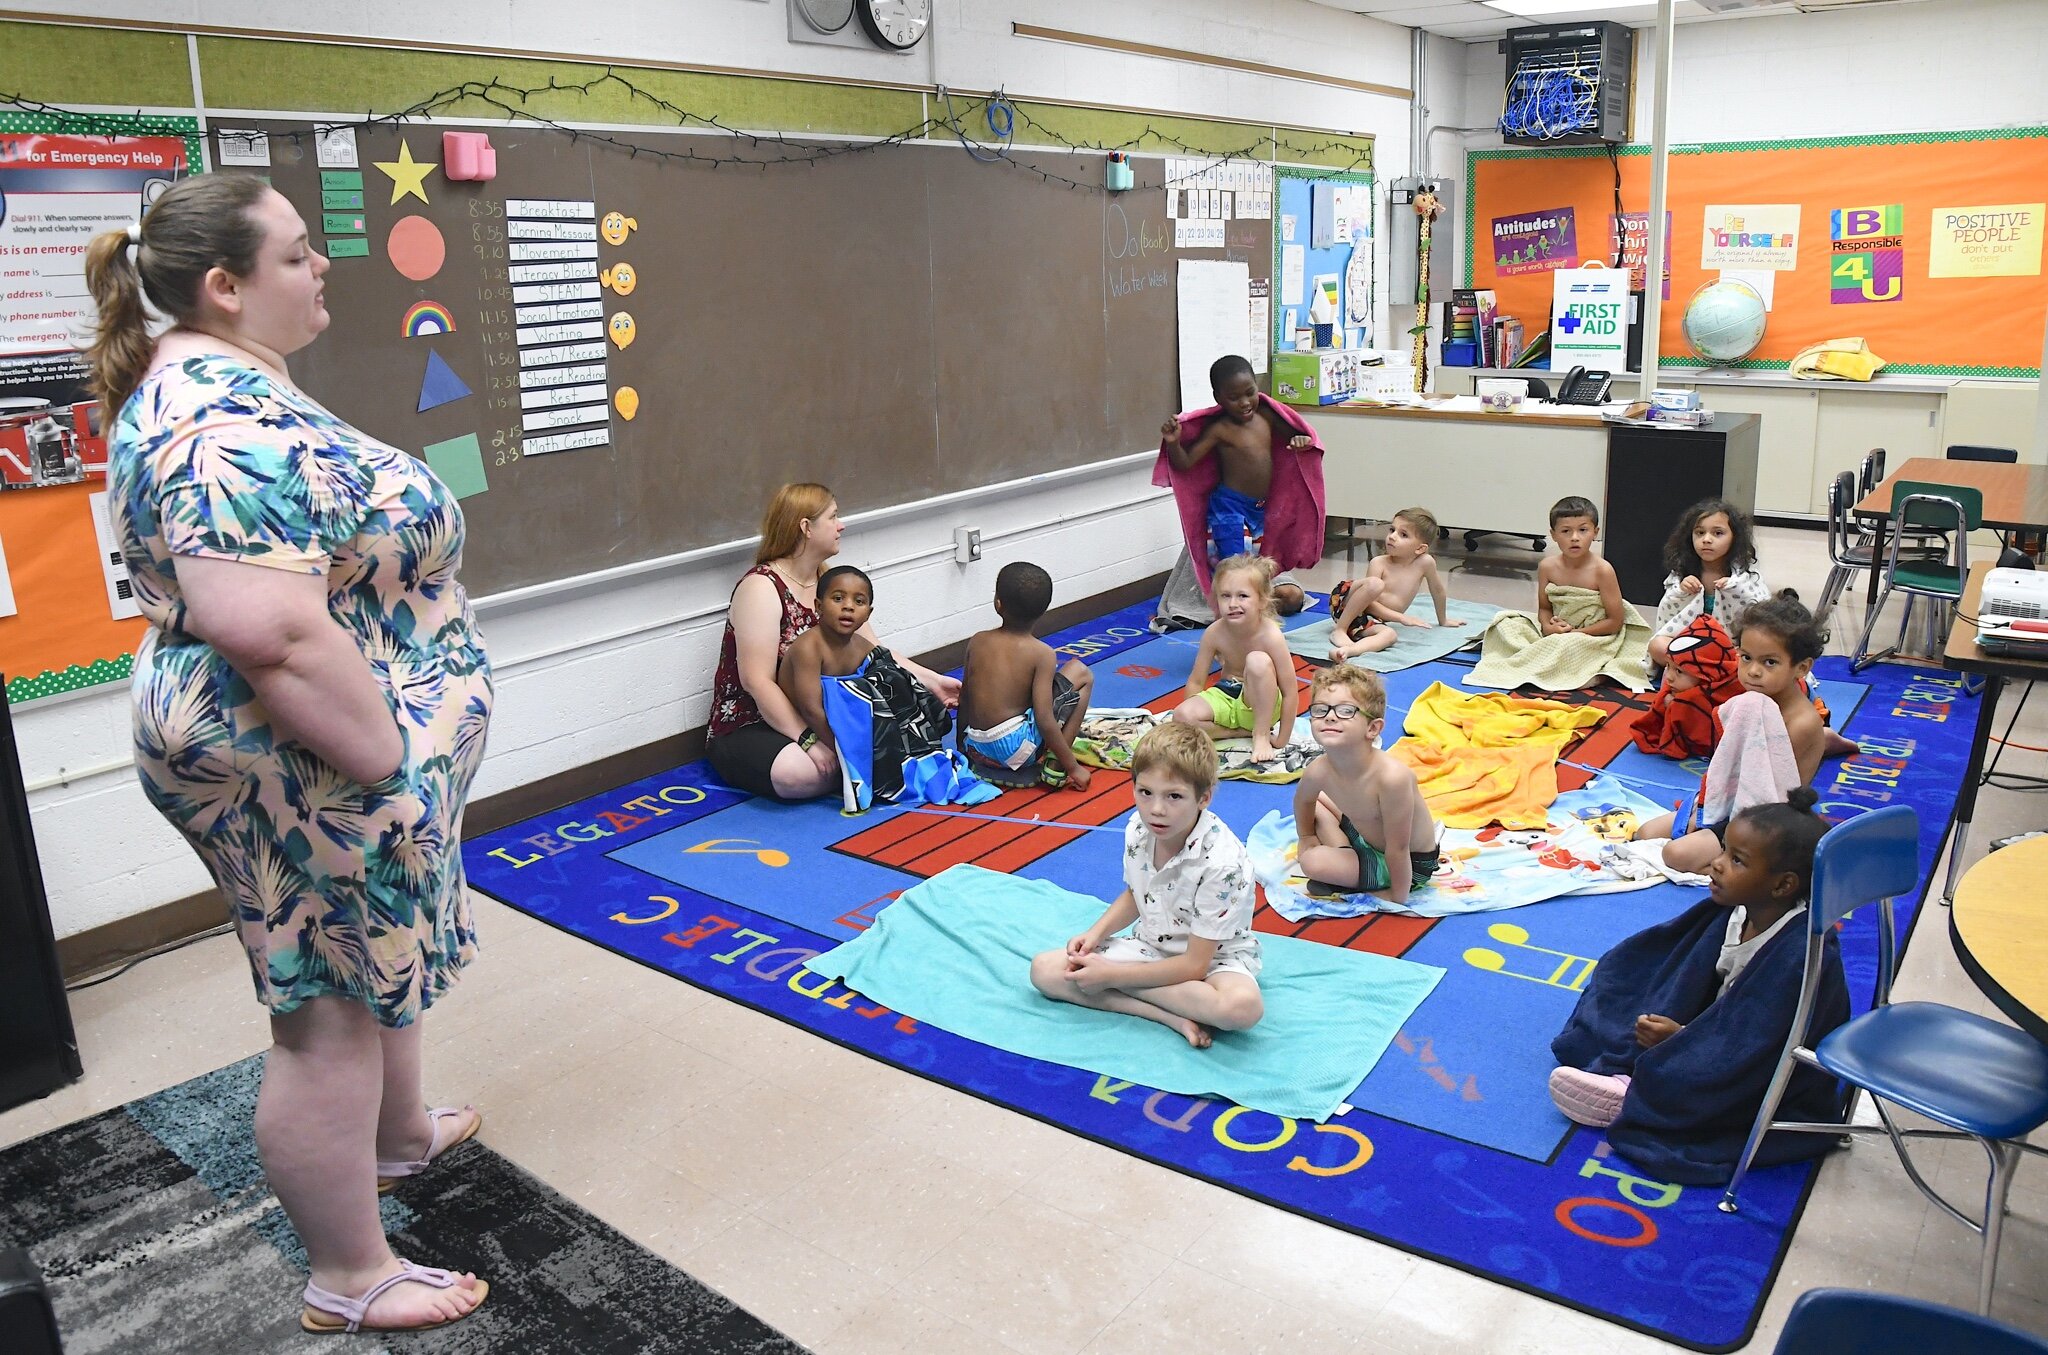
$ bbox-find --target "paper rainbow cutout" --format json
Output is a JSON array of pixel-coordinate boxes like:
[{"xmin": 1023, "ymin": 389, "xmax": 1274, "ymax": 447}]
[{"xmin": 402, "ymin": 300, "xmax": 456, "ymax": 337}]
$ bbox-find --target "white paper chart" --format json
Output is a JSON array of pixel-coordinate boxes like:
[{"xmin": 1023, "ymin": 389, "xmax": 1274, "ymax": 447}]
[
  {"xmin": 1175, "ymin": 259, "xmax": 1252, "ymax": 413},
  {"xmin": 504, "ymin": 199, "xmax": 610, "ymax": 456},
  {"xmin": 87, "ymin": 491, "xmax": 140, "ymax": 621}
]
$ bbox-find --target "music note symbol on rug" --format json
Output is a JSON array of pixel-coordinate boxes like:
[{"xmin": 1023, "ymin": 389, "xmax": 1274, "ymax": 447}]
[
  {"xmin": 681, "ymin": 838, "xmax": 790, "ymax": 868},
  {"xmin": 1462, "ymin": 922, "xmax": 1597, "ymax": 992}
]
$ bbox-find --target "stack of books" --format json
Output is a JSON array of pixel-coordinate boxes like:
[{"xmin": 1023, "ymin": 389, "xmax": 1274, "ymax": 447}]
[{"xmin": 1440, "ymin": 288, "xmax": 1495, "ymax": 367}]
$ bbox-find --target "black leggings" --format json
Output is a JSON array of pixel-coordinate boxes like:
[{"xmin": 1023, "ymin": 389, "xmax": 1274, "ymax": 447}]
[{"xmin": 706, "ymin": 723, "xmax": 798, "ymax": 800}]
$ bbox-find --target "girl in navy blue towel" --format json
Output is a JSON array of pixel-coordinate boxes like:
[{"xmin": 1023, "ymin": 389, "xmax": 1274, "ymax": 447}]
[{"xmin": 1547, "ymin": 788, "xmax": 1851, "ymax": 1185}]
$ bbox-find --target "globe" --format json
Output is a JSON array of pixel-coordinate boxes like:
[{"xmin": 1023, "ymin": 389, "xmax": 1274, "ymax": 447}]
[{"xmin": 1681, "ymin": 279, "xmax": 1768, "ymax": 365}]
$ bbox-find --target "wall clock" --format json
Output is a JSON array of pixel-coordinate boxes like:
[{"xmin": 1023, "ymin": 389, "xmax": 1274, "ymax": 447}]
[{"xmin": 856, "ymin": 0, "xmax": 930, "ymax": 51}]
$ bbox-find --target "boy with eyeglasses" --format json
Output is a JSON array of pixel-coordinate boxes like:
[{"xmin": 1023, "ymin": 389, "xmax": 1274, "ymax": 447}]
[{"xmin": 1291, "ymin": 665, "xmax": 1442, "ymax": 905}]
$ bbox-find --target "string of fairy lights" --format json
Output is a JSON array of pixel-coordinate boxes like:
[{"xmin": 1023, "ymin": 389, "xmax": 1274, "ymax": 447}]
[{"xmin": 0, "ymin": 66, "xmax": 1374, "ymax": 192}]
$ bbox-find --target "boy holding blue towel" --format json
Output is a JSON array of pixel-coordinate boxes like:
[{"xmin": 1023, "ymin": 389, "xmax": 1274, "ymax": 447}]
[{"xmin": 1029, "ymin": 722, "xmax": 1264, "ymax": 1047}]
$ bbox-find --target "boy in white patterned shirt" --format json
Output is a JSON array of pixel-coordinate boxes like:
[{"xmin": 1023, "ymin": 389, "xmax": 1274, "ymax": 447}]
[{"xmin": 1028, "ymin": 722, "xmax": 1264, "ymax": 1047}]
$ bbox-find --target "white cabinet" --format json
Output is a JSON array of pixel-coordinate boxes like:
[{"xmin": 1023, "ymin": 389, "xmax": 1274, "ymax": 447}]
[
  {"xmin": 1941, "ymin": 383, "xmax": 2041, "ymax": 461},
  {"xmin": 1812, "ymin": 390, "xmax": 1943, "ymax": 513},
  {"xmin": 1668, "ymin": 384, "xmax": 1819, "ymax": 516}
]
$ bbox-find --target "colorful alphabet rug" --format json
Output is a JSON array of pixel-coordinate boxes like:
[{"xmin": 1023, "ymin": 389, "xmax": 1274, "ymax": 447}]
[{"xmin": 466, "ymin": 599, "xmax": 1974, "ymax": 1352}]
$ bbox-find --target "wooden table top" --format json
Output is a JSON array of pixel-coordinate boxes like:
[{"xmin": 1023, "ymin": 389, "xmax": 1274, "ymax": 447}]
[
  {"xmin": 1950, "ymin": 836, "xmax": 2048, "ymax": 1043},
  {"xmin": 1943, "ymin": 562, "xmax": 2048, "ymax": 680},
  {"xmin": 1854, "ymin": 456, "xmax": 2048, "ymax": 531}
]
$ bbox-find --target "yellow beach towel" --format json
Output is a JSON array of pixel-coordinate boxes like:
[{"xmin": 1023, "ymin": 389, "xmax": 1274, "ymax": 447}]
[{"xmin": 1387, "ymin": 682, "xmax": 1607, "ymax": 829}]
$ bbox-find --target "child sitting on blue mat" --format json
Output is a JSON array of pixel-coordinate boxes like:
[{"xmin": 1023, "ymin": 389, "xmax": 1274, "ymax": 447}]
[
  {"xmin": 1169, "ymin": 554, "xmax": 1299, "ymax": 765},
  {"xmin": 1028, "ymin": 722, "xmax": 1263, "ymax": 1048},
  {"xmin": 1548, "ymin": 788, "xmax": 1850, "ymax": 1185},
  {"xmin": 959, "ymin": 561, "xmax": 1094, "ymax": 790},
  {"xmin": 1292, "ymin": 665, "xmax": 1442, "ymax": 907}
]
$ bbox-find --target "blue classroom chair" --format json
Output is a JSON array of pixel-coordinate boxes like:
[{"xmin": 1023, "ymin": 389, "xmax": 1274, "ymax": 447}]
[
  {"xmin": 1774, "ymin": 1289, "xmax": 2048, "ymax": 1355},
  {"xmin": 1720, "ymin": 805, "xmax": 2048, "ymax": 1317}
]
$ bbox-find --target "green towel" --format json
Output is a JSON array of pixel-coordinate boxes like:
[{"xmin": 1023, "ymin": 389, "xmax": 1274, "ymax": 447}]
[
  {"xmin": 1286, "ymin": 597, "xmax": 1501, "ymax": 671},
  {"xmin": 803, "ymin": 864, "xmax": 1444, "ymax": 1122},
  {"xmin": 1464, "ymin": 583, "xmax": 1651, "ymax": 692}
]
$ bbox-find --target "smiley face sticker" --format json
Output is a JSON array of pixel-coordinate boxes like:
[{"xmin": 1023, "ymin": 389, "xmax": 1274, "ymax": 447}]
[
  {"xmin": 614, "ymin": 387, "xmax": 640, "ymax": 421},
  {"xmin": 601, "ymin": 212, "xmax": 637, "ymax": 246},
  {"xmin": 601, "ymin": 262, "xmax": 637, "ymax": 296},
  {"xmin": 608, "ymin": 311, "xmax": 637, "ymax": 349}
]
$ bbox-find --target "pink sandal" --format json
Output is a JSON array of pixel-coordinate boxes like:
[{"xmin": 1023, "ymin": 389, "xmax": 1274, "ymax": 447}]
[
  {"xmin": 376, "ymin": 1105, "xmax": 482, "ymax": 1194},
  {"xmin": 300, "ymin": 1259, "xmax": 488, "ymax": 1334},
  {"xmin": 1548, "ymin": 1067, "xmax": 1632, "ymax": 1128}
]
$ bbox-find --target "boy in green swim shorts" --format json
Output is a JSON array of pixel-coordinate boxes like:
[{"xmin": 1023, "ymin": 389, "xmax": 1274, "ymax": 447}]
[{"xmin": 1291, "ymin": 664, "xmax": 1443, "ymax": 905}]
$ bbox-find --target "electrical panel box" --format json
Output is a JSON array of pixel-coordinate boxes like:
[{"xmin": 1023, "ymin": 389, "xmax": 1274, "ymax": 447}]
[{"xmin": 1499, "ymin": 20, "xmax": 1633, "ymax": 147}]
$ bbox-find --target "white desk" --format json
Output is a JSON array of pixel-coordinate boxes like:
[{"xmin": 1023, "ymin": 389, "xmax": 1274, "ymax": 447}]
[{"xmin": 1315, "ymin": 400, "xmax": 1614, "ymax": 540}]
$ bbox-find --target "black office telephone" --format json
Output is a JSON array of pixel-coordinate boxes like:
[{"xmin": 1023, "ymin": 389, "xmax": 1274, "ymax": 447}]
[{"xmin": 1554, "ymin": 366, "xmax": 1614, "ymax": 405}]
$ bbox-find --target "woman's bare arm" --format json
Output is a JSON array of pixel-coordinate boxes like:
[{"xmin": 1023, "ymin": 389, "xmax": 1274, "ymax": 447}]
[{"xmin": 176, "ymin": 555, "xmax": 403, "ymax": 785}]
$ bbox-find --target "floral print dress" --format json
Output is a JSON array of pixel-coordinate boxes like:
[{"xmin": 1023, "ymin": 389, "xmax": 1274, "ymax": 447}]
[{"xmin": 111, "ymin": 355, "xmax": 492, "ymax": 1027}]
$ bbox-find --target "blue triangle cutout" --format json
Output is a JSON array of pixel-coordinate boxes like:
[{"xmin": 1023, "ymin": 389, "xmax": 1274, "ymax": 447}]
[{"xmin": 418, "ymin": 349, "xmax": 472, "ymax": 412}]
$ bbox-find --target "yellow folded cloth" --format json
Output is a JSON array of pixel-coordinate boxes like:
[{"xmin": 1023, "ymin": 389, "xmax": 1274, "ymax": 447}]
[
  {"xmin": 1401, "ymin": 681, "xmax": 1606, "ymax": 751},
  {"xmin": 1385, "ymin": 682, "xmax": 1608, "ymax": 828},
  {"xmin": 1387, "ymin": 741, "xmax": 1559, "ymax": 830},
  {"xmin": 1788, "ymin": 337, "xmax": 1886, "ymax": 382}
]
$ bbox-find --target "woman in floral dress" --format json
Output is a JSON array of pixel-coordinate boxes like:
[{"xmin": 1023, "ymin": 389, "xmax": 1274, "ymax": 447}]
[{"xmin": 86, "ymin": 175, "xmax": 490, "ymax": 1334}]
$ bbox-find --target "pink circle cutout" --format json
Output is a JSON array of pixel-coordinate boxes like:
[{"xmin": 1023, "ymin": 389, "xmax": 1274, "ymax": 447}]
[{"xmin": 386, "ymin": 215, "xmax": 445, "ymax": 282}]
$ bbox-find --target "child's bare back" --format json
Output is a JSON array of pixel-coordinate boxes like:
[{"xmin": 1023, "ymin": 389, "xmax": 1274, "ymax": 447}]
[
  {"xmin": 960, "ymin": 629, "xmax": 1048, "ymax": 733},
  {"xmin": 1777, "ymin": 687, "xmax": 1825, "ymax": 788}
]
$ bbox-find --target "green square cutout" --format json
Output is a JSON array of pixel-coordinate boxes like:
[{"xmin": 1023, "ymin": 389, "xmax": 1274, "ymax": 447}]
[
  {"xmin": 422, "ymin": 433, "xmax": 489, "ymax": 500},
  {"xmin": 321, "ymin": 212, "xmax": 365, "ymax": 235},
  {"xmin": 325, "ymin": 237, "xmax": 370, "ymax": 258},
  {"xmin": 320, "ymin": 170, "xmax": 364, "ymax": 190},
  {"xmin": 322, "ymin": 189, "xmax": 364, "ymax": 210}
]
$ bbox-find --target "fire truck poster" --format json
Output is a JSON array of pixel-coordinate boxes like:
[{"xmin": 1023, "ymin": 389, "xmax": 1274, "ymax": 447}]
[{"xmin": 1, "ymin": 115, "xmax": 196, "ymax": 702}]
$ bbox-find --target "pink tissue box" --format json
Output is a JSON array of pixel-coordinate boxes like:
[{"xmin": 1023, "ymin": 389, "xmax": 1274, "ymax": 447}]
[{"xmin": 443, "ymin": 131, "xmax": 496, "ymax": 181}]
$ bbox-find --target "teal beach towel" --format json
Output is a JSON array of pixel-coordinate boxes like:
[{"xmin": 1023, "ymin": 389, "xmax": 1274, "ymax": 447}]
[
  {"xmin": 803, "ymin": 864, "xmax": 1444, "ymax": 1122},
  {"xmin": 1286, "ymin": 597, "xmax": 1499, "ymax": 671}
]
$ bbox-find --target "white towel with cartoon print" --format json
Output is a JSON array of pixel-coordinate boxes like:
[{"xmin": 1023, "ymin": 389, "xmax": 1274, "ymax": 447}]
[{"xmin": 1249, "ymin": 775, "xmax": 1669, "ymax": 920}]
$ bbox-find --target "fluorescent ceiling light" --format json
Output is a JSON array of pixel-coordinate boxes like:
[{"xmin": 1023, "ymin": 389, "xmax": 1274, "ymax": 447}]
[{"xmin": 1490, "ymin": 0, "xmax": 1653, "ymax": 15}]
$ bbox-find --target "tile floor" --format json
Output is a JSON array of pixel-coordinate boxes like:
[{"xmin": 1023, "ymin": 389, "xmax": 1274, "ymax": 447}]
[{"xmin": 5, "ymin": 525, "xmax": 2045, "ymax": 1353}]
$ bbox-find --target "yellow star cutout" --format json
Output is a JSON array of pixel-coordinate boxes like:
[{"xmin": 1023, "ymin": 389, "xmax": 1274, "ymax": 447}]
[{"xmin": 374, "ymin": 139, "xmax": 437, "ymax": 205}]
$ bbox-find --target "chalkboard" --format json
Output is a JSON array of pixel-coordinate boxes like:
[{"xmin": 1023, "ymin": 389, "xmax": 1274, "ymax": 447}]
[{"xmin": 248, "ymin": 120, "xmax": 1273, "ymax": 595}]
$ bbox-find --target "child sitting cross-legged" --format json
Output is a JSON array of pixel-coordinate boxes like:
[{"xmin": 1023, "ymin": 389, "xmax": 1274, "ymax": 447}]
[
  {"xmin": 1326, "ymin": 506, "xmax": 1464, "ymax": 662},
  {"xmin": 1170, "ymin": 553, "xmax": 1299, "ymax": 764},
  {"xmin": 1548, "ymin": 789, "xmax": 1850, "ymax": 1185},
  {"xmin": 1292, "ymin": 665, "xmax": 1443, "ymax": 907},
  {"xmin": 1028, "ymin": 722, "xmax": 1263, "ymax": 1048}
]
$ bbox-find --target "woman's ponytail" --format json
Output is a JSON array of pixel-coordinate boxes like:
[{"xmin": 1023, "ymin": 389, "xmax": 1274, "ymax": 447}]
[
  {"xmin": 83, "ymin": 227, "xmax": 155, "ymax": 425},
  {"xmin": 80, "ymin": 173, "xmax": 271, "ymax": 425}
]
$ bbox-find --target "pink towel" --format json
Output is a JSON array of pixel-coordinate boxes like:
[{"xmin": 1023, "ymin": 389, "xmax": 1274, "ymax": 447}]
[
  {"xmin": 1154, "ymin": 392, "xmax": 1327, "ymax": 594},
  {"xmin": 1698, "ymin": 692, "xmax": 1800, "ymax": 830}
]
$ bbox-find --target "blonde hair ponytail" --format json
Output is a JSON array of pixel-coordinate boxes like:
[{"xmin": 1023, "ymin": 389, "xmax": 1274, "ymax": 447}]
[{"xmin": 82, "ymin": 173, "xmax": 270, "ymax": 423}]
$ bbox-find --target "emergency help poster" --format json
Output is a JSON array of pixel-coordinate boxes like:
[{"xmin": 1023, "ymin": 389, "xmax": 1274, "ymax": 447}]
[{"xmin": 0, "ymin": 113, "xmax": 198, "ymax": 702}]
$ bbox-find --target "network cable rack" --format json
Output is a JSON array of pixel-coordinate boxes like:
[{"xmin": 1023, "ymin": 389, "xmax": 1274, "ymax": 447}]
[{"xmin": 1498, "ymin": 21, "xmax": 1633, "ymax": 147}]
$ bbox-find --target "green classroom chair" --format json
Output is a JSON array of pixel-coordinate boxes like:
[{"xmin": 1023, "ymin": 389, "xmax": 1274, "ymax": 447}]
[{"xmin": 1851, "ymin": 480, "xmax": 1982, "ymax": 672}]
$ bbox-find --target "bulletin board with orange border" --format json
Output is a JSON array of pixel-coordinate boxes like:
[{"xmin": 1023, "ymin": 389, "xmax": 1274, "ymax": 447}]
[
  {"xmin": 1462, "ymin": 128, "xmax": 2048, "ymax": 378},
  {"xmin": 0, "ymin": 112, "xmax": 202, "ymax": 706}
]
